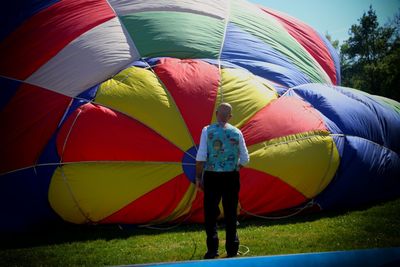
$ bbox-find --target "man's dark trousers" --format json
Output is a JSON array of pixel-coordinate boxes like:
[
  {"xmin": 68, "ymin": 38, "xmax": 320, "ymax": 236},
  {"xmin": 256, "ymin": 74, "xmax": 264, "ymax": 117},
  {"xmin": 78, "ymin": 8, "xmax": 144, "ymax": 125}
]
[{"xmin": 203, "ymin": 170, "xmax": 240, "ymax": 256}]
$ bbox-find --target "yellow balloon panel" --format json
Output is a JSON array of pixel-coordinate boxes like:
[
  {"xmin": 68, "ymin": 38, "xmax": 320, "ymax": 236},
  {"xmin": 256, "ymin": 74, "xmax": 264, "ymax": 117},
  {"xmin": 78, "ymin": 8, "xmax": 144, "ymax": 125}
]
[
  {"xmin": 160, "ymin": 184, "xmax": 198, "ymax": 223},
  {"xmin": 48, "ymin": 162, "xmax": 182, "ymax": 223},
  {"xmin": 247, "ymin": 131, "xmax": 339, "ymax": 198},
  {"xmin": 212, "ymin": 68, "xmax": 278, "ymax": 128},
  {"xmin": 95, "ymin": 66, "xmax": 193, "ymax": 151}
]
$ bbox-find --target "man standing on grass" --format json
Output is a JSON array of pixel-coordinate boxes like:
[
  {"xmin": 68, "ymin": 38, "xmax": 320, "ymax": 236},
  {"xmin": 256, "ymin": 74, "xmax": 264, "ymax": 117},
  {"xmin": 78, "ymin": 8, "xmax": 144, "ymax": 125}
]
[{"xmin": 195, "ymin": 102, "xmax": 249, "ymax": 259}]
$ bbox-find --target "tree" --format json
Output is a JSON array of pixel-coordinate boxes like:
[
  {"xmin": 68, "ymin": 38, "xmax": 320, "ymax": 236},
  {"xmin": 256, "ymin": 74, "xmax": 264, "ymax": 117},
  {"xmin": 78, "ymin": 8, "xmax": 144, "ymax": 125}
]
[
  {"xmin": 390, "ymin": 9, "xmax": 400, "ymax": 38},
  {"xmin": 340, "ymin": 6, "xmax": 400, "ymax": 101},
  {"xmin": 325, "ymin": 32, "xmax": 339, "ymax": 50}
]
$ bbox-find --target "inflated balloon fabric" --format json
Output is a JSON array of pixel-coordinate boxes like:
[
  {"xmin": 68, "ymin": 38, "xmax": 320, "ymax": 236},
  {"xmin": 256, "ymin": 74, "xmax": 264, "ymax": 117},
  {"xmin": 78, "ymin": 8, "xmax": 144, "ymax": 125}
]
[{"xmin": 1, "ymin": 0, "xmax": 399, "ymax": 230}]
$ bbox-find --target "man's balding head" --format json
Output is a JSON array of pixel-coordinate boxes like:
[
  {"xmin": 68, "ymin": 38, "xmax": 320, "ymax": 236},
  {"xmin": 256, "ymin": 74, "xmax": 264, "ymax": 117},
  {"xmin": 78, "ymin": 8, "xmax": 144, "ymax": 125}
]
[{"xmin": 216, "ymin": 102, "xmax": 233, "ymax": 124}]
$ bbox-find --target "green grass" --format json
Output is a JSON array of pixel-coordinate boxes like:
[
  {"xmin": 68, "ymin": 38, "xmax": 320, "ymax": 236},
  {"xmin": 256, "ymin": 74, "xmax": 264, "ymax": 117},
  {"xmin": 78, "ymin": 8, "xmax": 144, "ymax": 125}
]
[{"xmin": 1, "ymin": 198, "xmax": 400, "ymax": 266}]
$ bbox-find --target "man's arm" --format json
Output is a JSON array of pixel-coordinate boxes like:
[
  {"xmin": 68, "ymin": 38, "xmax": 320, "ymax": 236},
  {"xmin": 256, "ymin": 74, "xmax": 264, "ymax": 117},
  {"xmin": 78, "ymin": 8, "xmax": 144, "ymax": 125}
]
[
  {"xmin": 238, "ymin": 131, "xmax": 249, "ymax": 168},
  {"xmin": 195, "ymin": 127, "xmax": 208, "ymax": 191}
]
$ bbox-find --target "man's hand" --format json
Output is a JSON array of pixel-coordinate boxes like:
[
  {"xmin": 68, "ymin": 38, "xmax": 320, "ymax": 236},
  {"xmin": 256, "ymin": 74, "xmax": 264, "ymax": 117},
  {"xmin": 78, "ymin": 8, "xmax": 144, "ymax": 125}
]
[
  {"xmin": 195, "ymin": 161, "xmax": 205, "ymax": 192},
  {"xmin": 196, "ymin": 178, "xmax": 204, "ymax": 192}
]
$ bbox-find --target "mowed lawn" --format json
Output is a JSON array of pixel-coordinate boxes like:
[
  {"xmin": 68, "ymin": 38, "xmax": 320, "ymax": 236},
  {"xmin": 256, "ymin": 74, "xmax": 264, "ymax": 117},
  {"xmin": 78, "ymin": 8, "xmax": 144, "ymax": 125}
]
[{"xmin": 1, "ymin": 198, "xmax": 399, "ymax": 266}]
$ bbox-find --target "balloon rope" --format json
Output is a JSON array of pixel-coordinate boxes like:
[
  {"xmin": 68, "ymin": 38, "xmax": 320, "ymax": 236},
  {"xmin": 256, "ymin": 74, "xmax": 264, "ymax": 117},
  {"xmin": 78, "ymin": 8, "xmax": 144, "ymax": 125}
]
[
  {"xmin": 0, "ymin": 161, "xmax": 186, "ymax": 176},
  {"xmin": 31, "ymin": 97, "xmax": 74, "ymax": 175},
  {"xmin": 60, "ymin": 109, "xmax": 81, "ymax": 162},
  {"xmin": 240, "ymin": 199, "xmax": 316, "ymax": 220},
  {"xmin": 138, "ymin": 210, "xmax": 194, "ymax": 231},
  {"xmin": 58, "ymin": 109, "xmax": 94, "ymax": 224},
  {"xmin": 59, "ymin": 165, "xmax": 94, "ymax": 224},
  {"xmin": 57, "ymin": 98, "xmax": 74, "ymax": 128},
  {"xmin": 5, "ymin": 131, "xmax": 393, "ymax": 177},
  {"xmin": 2, "ymin": 133, "xmax": 395, "ymax": 177}
]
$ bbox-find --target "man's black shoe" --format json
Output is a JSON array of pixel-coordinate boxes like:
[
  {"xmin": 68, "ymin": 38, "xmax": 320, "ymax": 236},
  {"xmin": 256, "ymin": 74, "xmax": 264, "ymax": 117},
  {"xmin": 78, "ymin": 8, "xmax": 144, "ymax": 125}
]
[{"xmin": 203, "ymin": 251, "xmax": 219, "ymax": 259}]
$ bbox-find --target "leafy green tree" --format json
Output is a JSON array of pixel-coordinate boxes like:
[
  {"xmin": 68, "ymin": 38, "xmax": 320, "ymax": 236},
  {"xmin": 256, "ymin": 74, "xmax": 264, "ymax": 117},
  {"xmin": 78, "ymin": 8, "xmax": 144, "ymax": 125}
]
[
  {"xmin": 325, "ymin": 32, "xmax": 339, "ymax": 50},
  {"xmin": 340, "ymin": 6, "xmax": 399, "ymax": 101}
]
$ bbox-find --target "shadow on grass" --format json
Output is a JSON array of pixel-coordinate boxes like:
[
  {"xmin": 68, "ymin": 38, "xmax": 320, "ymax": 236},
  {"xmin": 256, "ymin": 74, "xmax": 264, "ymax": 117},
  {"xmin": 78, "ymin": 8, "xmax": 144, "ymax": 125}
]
[
  {"xmin": 0, "ymin": 221, "xmax": 205, "ymax": 250},
  {"xmin": 1, "ymin": 197, "xmax": 399, "ymax": 250}
]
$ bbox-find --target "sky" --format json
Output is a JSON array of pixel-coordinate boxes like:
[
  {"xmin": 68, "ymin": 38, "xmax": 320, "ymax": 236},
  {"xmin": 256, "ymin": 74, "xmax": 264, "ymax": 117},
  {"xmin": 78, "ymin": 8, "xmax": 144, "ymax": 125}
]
[{"xmin": 251, "ymin": 0, "xmax": 400, "ymax": 45}]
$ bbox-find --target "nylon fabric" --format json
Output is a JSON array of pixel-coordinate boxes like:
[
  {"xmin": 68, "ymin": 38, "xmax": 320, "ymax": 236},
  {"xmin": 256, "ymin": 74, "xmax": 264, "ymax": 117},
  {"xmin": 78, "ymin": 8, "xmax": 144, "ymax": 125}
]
[
  {"xmin": 337, "ymin": 87, "xmax": 400, "ymax": 115},
  {"xmin": 239, "ymin": 168, "xmax": 307, "ymax": 215},
  {"xmin": 120, "ymin": 11, "xmax": 224, "ymax": 59},
  {"xmin": 95, "ymin": 66, "xmax": 193, "ymax": 151},
  {"xmin": 0, "ymin": 77, "xmax": 20, "ymax": 111},
  {"xmin": 49, "ymin": 163, "xmax": 183, "ymax": 223},
  {"xmin": 373, "ymin": 95, "xmax": 400, "ymax": 114},
  {"xmin": 316, "ymin": 135, "xmax": 400, "ymax": 209},
  {"xmin": 0, "ymin": 84, "xmax": 71, "ymax": 174},
  {"xmin": 221, "ymin": 23, "xmax": 312, "ymax": 87},
  {"xmin": 101, "ymin": 174, "xmax": 190, "ymax": 224},
  {"xmin": 56, "ymin": 103, "xmax": 183, "ymax": 163},
  {"xmin": 0, "ymin": 0, "xmax": 115, "ymax": 80},
  {"xmin": 247, "ymin": 131, "xmax": 340, "ymax": 198},
  {"xmin": 154, "ymin": 58, "xmax": 219, "ymax": 144},
  {"xmin": 334, "ymin": 86, "xmax": 400, "ymax": 152},
  {"xmin": 241, "ymin": 96, "xmax": 327, "ymax": 146},
  {"xmin": 0, "ymin": 0, "xmax": 59, "ymax": 41},
  {"xmin": 317, "ymin": 31, "xmax": 341, "ymax": 85},
  {"xmin": 160, "ymin": 178, "xmax": 198, "ymax": 223},
  {"xmin": 262, "ymin": 8, "xmax": 337, "ymax": 85},
  {"xmin": 109, "ymin": 0, "xmax": 229, "ymax": 20},
  {"xmin": 212, "ymin": 68, "xmax": 278, "ymax": 128},
  {"xmin": 288, "ymin": 84, "xmax": 400, "ymax": 153},
  {"xmin": 184, "ymin": 191, "xmax": 205, "ymax": 223},
  {"xmin": 230, "ymin": 0, "xmax": 331, "ymax": 85},
  {"xmin": 26, "ymin": 17, "xmax": 139, "ymax": 97}
]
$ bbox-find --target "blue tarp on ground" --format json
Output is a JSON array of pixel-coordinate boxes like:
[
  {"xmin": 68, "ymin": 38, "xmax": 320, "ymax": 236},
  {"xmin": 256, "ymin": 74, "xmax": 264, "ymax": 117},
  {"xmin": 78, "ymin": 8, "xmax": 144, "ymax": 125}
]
[{"xmin": 129, "ymin": 247, "xmax": 400, "ymax": 267}]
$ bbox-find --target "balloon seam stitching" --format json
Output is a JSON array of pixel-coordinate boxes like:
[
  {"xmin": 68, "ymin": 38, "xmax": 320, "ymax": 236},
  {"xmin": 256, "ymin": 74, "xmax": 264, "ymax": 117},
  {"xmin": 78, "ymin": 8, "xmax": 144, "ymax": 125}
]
[
  {"xmin": 104, "ymin": 0, "xmax": 143, "ymax": 60},
  {"xmin": 251, "ymin": 132, "xmax": 394, "ymax": 153},
  {"xmin": 314, "ymin": 134, "xmax": 336, "ymax": 195},
  {"xmin": 140, "ymin": 59, "xmax": 198, "ymax": 156},
  {"xmin": 331, "ymin": 133, "xmax": 395, "ymax": 152},
  {"xmin": 59, "ymin": 165, "xmax": 94, "ymax": 224},
  {"xmin": 58, "ymin": 108, "xmax": 94, "ymax": 223},
  {"xmin": 75, "ymin": 98, "xmax": 193, "ymax": 158},
  {"xmin": 75, "ymin": 63, "xmax": 193, "ymax": 159},
  {"xmin": 216, "ymin": 0, "xmax": 232, "ymax": 104},
  {"xmin": 60, "ymin": 109, "xmax": 82, "ymax": 162},
  {"xmin": 57, "ymin": 98, "xmax": 75, "ymax": 128},
  {"xmin": 250, "ymin": 130, "xmax": 329, "ymax": 150},
  {"xmin": 31, "ymin": 98, "xmax": 75, "ymax": 177},
  {"xmin": 1, "ymin": 134, "xmax": 397, "ymax": 177}
]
